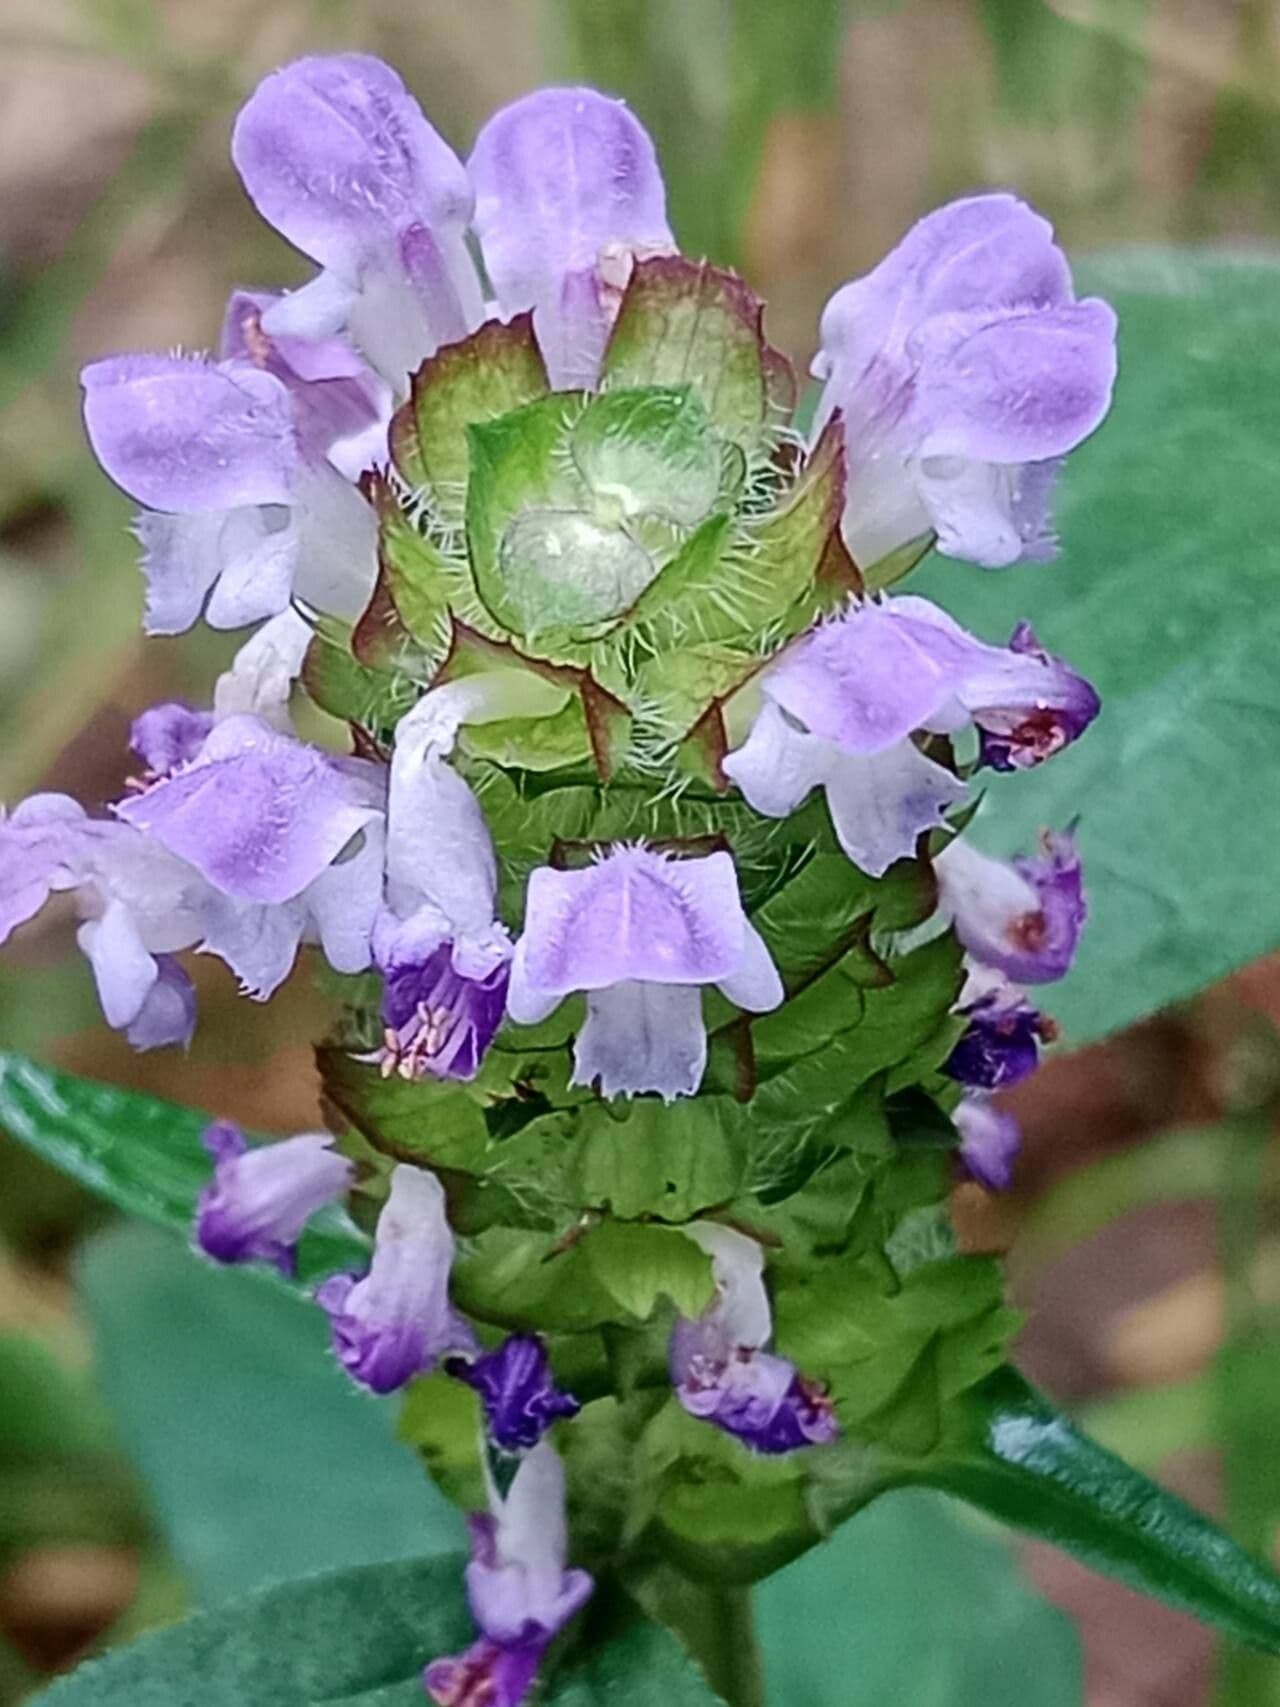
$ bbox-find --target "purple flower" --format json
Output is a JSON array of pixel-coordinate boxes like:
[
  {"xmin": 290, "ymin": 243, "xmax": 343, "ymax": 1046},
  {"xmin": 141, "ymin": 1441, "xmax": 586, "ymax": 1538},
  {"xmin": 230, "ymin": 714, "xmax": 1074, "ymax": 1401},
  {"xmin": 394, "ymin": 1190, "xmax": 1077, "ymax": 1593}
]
[
  {"xmin": 722, "ymin": 595, "xmax": 1094, "ymax": 876},
  {"xmin": 316, "ymin": 1164, "xmax": 474, "ymax": 1394},
  {"xmin": 129, "ymin": 704, "xmax": 215, "ymax": 780},
  {"xmin": 81, "ymin": 352, "xmax": 377, "ymax": 635},
  {"xmin": 195, "ymin": 1121, "xmax": 353, "ymax": 1274},
  {"xmin": 945, "ymin": 968, "xmax": 1054, "ymax": 1090},
  {"xmin": 954, "ymin": 1095, "xmax": 1023, "ymax": 1192},
  {"xmin": 507, "ymin": 846, "xmax": 784, "ymax": 1102},
  {"xmin": 231, "ymin": 55, "xmax": 483, "ymax": 393},
  {"xmin": 469, "ymin": 87, "xmax": 673, "ymax": 388},
  {"xmin": 935, "ymin": 829, "xmax": 1085, "ymax": 985},
  {"xmin": 218, "ymin": 289, "xmax": 390, "ymax": 479},
  {"xmin": 447, "ymin": 1336, "xmax": 581, "ymax": 1455},
  {"xmin": 670, "ymin": 1224, "xmax": 838, "ymax": 1455},
  {"xmin": 371, "ymin": 689, "xmax": 514, "ymax": 1082},
  {"xmin": 812, "ymin": 193, "xmax": 1117, "ymax": 569},
  {"xmin": 117, "ymin": 713, "xmax": 386, "ymax": 999},
  {"xmin": 424, "ymin": 1442, "xmax": 593, "ymax": 1707},
  {"xmin": 0, "ymin": 794, "xmax": 210, "ymax": 1049}
]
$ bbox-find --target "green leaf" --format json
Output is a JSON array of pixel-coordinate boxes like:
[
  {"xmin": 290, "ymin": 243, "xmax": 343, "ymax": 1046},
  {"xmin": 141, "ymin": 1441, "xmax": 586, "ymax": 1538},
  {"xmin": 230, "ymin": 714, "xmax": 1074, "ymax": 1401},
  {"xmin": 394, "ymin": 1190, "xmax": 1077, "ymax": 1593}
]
[
  {"xmin": 391, "ymin": 312, "xmax": 549, "ymax": 520},
  {"xmin": 0, "ymin": 1052, "xmax": 367, "ymax": 1286},
  {"xmin": 883, "ymin": 1365, "xmax": 1280, "ymax": 1655},
  {"xmin": 318, "ymin": 1048, "xmax": 490, "ymax": 1171},
  {"xmin": 30, "ymin": 1556, "xmax": 720, "ymax": 1706},
  {"xmin": 757, "ymin": 1488, "xmax": 1081, "ymax": 1707},
  {"xmin": 912, "ymin": 252, "xmax": 1280, "ymax": 1043},
  {"xmin": 77, "ymin": 1222, "xmax": 460, "ymax": 1604},
  {"xmin": 602, "ymin": 257, "xmax": 776, "ymax": 444},
  {"xmin": 301, "ymin": 631, "xmax": 416, "ymax": 734},
  {"xmin": 572, "ymin": 1098, "xmax": 747, "ymax": 1221},
  {"xmin": 572, "ymin": 387, "xmax": 721, "ymax": 528},
  {"xmin": 584, "ymin": 1220, "xmax": 715, "ymax": 1321}
]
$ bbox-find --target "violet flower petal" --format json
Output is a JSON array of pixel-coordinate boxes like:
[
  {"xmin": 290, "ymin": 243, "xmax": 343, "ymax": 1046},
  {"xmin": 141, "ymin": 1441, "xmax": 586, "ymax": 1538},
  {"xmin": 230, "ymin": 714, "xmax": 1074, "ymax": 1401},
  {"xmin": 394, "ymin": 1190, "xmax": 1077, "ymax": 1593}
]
[
  {"xmin": 469, "ymin": 87, "xmax": 672, "ymax": 388},
  {"xmin": 936, "ymin": 830, "xmax": 1085, "ymax": 984},
  {"xmin": 447, "ymin": 1335, "xmax": 581, "ymax": 1454},
  {"xmin": 954, "ymin": 1095, "xmax": 1022, "ymax": 1192},
  {"xmin": 82, "ymin": 355, "xmax": 296, "ymax": 513},
  {"xmin": 195, "ymin": 1125, "xmax": 353, "ymax": 1273},
  {"xmin": 316, "ymin": 1164, "xmax": 474, "ymax": 1393}
]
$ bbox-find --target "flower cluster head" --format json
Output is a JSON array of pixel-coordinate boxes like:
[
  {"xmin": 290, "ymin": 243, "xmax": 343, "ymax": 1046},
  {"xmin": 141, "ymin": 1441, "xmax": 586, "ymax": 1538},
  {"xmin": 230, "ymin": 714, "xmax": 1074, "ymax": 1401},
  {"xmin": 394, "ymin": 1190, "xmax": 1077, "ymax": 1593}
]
[{"xmin": 1, "ymin": 48, "xmax": 1119, "ymax": 1701}]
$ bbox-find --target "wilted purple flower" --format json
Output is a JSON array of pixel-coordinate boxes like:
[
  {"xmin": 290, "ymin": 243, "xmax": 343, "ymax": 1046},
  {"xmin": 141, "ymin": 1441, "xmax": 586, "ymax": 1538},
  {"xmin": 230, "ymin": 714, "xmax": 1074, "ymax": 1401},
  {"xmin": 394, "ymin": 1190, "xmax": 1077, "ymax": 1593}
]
[
  {"xmin": 81, "ymin": 353, "xmax": 377, "ymax": 635},
  {"xmin": 316, "ymin": 1164, "xmax": 474, "ymax": 1394},
  {"xmin": 424, "ymin": 1442, "xmax": 593, "ymax": 1707},
  {"xmin": 195, "ymin": 1121, "xmax": 353, "ymax": 1273},
  {"xmin": 670, "ymin": 1224, "xmax": 838, "ymax": 1455},
  {"xmin": 372, "ymin": 690, "xmax": 513, "ymax": 1082},
  {"xmin": 231, "ymin": 55, "xmax": 483, "ymax": 393},
  {"xmin": 723, "ymin": 595, "xmax": 1094, "ymax": 876},
  {"xmin": 506, "ymin": 846, "xmax": 783, "ymax": 1102},
  {"xmin": 117, "ymin": 713, "xmax": 386, "ymax": 1000},
  {"xmin": 945, "ymin": 966, "xmax": 1054, "ymax": 1090},
  {"xmin": 812, "ymin": 194, "xmax": 1118, "ymax": 569},
  {"xmin": 953, "ymin": 1095, "xmax": 1023, "ymax": 1192},
  {"xmin": 0, "ymin": 794, "xmax": 210, "ymax": 1049},
  {"xmin": 447, "ymin": 1336, "xmax": 581, "ymax": 1455},
  {"xmin": 935, "ymin": 829, "xmax": 1085, "ymax": 985},
  {"xmin": 469, "ymin": 87, "xmax": 673, "ymax": 388}
]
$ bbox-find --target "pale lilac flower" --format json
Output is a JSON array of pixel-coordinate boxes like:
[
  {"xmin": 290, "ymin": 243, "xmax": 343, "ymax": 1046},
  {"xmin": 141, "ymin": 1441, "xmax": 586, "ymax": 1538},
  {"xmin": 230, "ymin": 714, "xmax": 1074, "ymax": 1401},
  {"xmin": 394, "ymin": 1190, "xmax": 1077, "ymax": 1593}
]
[
  {"xmin": 953, "ymin": 1095, "xmax": 1023, "ymax": 1192},
  {"xmin": 316, "ymin": 1164, "xmax": 474, "ymax": 1394},
  {"xmin": 447, "ymin": 1336, "xmax": 581, "ymax": 1454},
  {"xmin": 722, "ymin": 596, "xmax": 1095, "ymax": 876},
  {"xmin": 424, "ymin": 1442, "xmax": 593, "ymax": 1707},
  {"xmin": 506, "ymin": 846, "xmax": 783, "ymax": 1102},
  {"xmin": 944, "ymin": 964, "xmax": 1053, "ymax": 1090},
  {"xmin": 372, "ymin": 690, "xmax": 513, "ymax": 1082},
  {"xmin": 117, "ymin": 713, "xmax": 386, "ymax": 999},
  {"xmin": 195, "ymin": 1121, "xmax": 353, "ymax": 1274},
  {"xmin": 82, "ymin": 352, "xmax": 378, "ymax": 635},
  {"xmin": 469, "ymin": 87, "xmax": 673, "ymax": 388},
  {"xmin": 935, "ymin": 829, "xmax": 1085, "ymax": 985},
  {"xmin": 0, "ymin": 795, "xmax": 211, "ymax": 1048},
  {"xmin": 670, "ymin": 1224, "xmax": 837, "ymax": 1455},
  {"xmin": 231, "ymin": 55, "xmax": 483, "ymax": 393},
  {"xmin": 812, "ymin": 194, "xmax": 1118, "ymax": 569}
]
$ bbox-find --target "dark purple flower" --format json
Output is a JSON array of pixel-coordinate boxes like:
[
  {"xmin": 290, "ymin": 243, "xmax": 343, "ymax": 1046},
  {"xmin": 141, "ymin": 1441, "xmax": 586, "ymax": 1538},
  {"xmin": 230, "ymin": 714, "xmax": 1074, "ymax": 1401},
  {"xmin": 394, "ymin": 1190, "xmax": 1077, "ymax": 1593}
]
[
  {"xmin": 379, "ymin": 946, "xmax": 509, "ymax": 1082},
  {"xmin": 670, "ymin": 1224, "xmax": 838, "ymax": 1456},
  {"xmin": 954, "ymin": 1096, "xmax": 1023, "ymax": 1192},
  {"xmin": 316, "ymin": 1164, "xmax": 474, "ymax": 1394},
  {"xmin": 945, "ymin": 978, "xmax": 1053, "ymax": 1090},
  {"xmin": 507, "ymin": 846, "xmax": 783, "ymax": 1102},
  {"xmin": 469, "ymin": 87, "xmax": 672, "ymax": 388},
  {"xmin": 195, "ymin": 1121, "xmax": 353, "ymax": 1274},
  {"xmin": 424, "ymin": 1443, "xmax": 593, "ymax": 1707},
  {"xmin": 447, "ymin": 1336, "xmax": 581, "ymax": 1454},
  {"xmin": 936, "ymin": 829, "xmax": 1085, "ymax": 985},
  {"xmin": 972, "ymin": 622, "xmax": 1101, "ymax": 772},
  {"xmin": 812, "ymin": 193, "xmax": 1118, "ymax": 569}
]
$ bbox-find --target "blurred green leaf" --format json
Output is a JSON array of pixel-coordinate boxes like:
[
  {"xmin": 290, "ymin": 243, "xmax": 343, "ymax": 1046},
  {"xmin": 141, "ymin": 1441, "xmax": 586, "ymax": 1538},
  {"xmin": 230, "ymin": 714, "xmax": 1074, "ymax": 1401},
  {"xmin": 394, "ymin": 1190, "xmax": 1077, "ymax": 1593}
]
[
  {"xmin": 914, "ymin": 253, "xmax": 1280, "ymax": 1044},
  {"xmin": 757, "ymin": 1488, "xmax": 1081, "ymax": 1706},
  {"xmin": 32, "ymin": 1556, "xmax": 721, "ymax": 1706},
  {"xmin": 77, "ymin": 1221, "xmax": 461, "ymax": 1605},
  {"xmin": 876, "ymin": 1365, "xmax": 1280, "ymax": 1654},
  {"xmin": 0, "ymin": 1052, "xmax": 367, "ymax": 1285}
]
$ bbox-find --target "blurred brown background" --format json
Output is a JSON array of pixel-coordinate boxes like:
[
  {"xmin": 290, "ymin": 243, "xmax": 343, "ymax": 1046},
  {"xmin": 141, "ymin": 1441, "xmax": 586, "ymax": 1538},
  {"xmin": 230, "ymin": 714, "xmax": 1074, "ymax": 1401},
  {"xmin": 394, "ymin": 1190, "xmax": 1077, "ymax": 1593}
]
[{"xmin": 3, "ymin": 2, "xmax": 1280, "ymax": 1702}]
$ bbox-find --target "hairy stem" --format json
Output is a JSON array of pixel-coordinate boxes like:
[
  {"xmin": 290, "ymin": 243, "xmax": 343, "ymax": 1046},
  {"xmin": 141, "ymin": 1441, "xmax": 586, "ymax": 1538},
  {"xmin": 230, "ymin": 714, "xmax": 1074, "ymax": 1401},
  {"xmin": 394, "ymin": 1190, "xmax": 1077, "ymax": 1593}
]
[{"xmin": 625, "ymin": 1564, "xmax": 767, "ymax": 1707}]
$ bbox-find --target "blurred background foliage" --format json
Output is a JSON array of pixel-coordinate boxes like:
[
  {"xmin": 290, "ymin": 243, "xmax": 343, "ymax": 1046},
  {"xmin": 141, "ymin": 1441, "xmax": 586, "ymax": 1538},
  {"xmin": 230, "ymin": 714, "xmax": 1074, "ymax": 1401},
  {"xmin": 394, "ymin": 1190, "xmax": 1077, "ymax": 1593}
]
[{"xmin": 3, "ymin": 1, "xmax": 1280, "ymax": 1702}]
